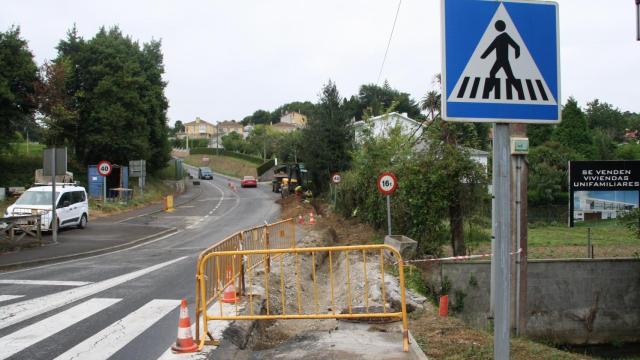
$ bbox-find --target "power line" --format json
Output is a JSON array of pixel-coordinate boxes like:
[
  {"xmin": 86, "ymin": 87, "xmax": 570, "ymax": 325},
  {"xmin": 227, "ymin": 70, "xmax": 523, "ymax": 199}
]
[{"xmin": 377, "ymin": 0, "xmax": 402, "ymax": 85}]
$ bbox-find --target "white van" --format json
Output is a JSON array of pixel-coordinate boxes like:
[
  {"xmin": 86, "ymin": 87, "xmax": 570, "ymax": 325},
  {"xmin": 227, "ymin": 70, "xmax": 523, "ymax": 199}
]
[{"xmin": 4, "ymin": 184, "xmax": 89, "ymax": 231}]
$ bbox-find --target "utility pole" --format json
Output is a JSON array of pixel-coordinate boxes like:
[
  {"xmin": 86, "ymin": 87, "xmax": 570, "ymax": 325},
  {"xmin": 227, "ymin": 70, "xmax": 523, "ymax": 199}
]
[
  {"xmin": 216, "ymin": 123, "xmax": 219, "ymax": 156},
  {"xmin": 493, "ymin": 123, "xmax": 511, "ymax": 359}
]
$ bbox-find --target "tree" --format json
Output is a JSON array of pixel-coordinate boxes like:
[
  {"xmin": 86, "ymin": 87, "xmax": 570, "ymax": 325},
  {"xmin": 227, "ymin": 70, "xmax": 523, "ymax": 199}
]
[
  {"xmin": 552, "ymin": 98, "xmax": 591, "ymax": 157},
  {"xmin": 348, "ymin": 82, "xmax": 423, "ymax": 121},
  {"xmin": 585, "ymin": 99, "xmax": 625, "ymax": 141},
  {"xmin": 0, "ymin": 26, "xmax": 38, "ymax": 151},
  {"xmin": 241, "ymin": 109, "xmax": 271, "ymax": 126},
  {"xmin": 528, "ymin": 141, "xmax": 579, "ymax": 205},
  {"xmin": 170, "ymin": 120, "xmax": 185, "ymax": 136},
  {"xmin": 221, "ymin": 131, "xmax": 244, "ymax": 153},
  {"xmin": 36, "ymin": 59, "xmax": 79, "ymax": 147},
  {"xmin": 301, "ymin": 80, "xmax": 353, "ymax": 191},
  {"xmin": 52, "ymin": 26, "xmax": 171, "ymax": 171},
  {"xmin": 275, "ymin": 130, "xmax": 303, "ymax": 163}
]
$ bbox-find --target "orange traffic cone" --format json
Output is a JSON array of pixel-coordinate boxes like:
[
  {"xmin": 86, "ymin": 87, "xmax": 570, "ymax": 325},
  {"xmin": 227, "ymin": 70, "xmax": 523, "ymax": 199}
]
[
  {"xmin": 309, "ymin": 212, "xmax": 316, "ymax": 225},
  {"xmin": 221, "ymin": 268, "xmax": 239, "ymax": 303},
  {"xmin": 298, "ymin": 214, "xmax": 305, "ymax": 225},
  {"xmin": 171, "ymin": 298, "xmax": 198, "ymax": 353}
]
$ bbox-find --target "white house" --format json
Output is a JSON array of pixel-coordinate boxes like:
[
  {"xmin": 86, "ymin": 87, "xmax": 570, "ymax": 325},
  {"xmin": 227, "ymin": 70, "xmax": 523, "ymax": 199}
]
[
  {"xmin": 354, "ymin": 112, "xmax": 489, "ymax": 171},
  {"xmin": 353, "ymin": 112, "xmax": 423, "ymax": 143}
]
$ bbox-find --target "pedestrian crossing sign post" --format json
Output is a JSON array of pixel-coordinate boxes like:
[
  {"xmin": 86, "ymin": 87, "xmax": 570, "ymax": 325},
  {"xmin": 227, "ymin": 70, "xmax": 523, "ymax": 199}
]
[{"xmin": 442, "ymin": 0, "xmax": 560, "ymax": 123}]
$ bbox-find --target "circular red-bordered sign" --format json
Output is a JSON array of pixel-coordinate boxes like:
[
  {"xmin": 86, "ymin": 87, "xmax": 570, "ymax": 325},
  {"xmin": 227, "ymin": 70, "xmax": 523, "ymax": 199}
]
[
  {"xmin": 377, "ymin": 172, "xmax": 398, "ymax": 195},
  {"xmin": 97, "ymin": 160, "xmax": 112, "ymax": 177},
  {"xmin": 331, "ymin": 172, "xmax": 342, "ymax": 184}
]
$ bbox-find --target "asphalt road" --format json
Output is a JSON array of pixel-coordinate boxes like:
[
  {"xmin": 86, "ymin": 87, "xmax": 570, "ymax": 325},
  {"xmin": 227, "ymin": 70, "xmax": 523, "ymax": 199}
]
[{"xmin": 0, "ymin": 168, "xmax": 281, "ymax": 360}]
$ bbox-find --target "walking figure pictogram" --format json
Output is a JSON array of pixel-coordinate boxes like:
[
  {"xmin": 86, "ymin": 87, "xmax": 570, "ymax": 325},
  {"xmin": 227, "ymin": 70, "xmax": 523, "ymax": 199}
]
[{"xmin": 480, "ymin": 20, "xmax": 524, "ymax": 99}]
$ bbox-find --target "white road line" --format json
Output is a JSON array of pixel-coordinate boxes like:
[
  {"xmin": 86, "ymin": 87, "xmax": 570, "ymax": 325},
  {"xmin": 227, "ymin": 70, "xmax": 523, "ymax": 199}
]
[
  {"xmin": 0, "ymin": 295, "xmax": 24, "ymax": 303},
  {"xmin": 54, "ymin": 299, "xmax": 180, "ymax": 360},
  {"xmin": 0, "ymin": 298, "xmax": 121, "ymax": 360},
  {"xmin": 0, "ymin": 257, "xmax": 186, "ymax": 330},
  {"xmin": 0, "ymin": 280, "xmax": 91, "ymax": 287},
  {"xmin": 156, "ymin": 300, "xmax": 239, "ymax": 360}
]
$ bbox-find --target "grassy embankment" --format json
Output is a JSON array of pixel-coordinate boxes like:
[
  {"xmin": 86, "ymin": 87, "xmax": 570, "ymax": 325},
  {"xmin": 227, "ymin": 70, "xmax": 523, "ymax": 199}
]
[{"xmin": 183, "ymin": 154, "xmax": 258, "ymax": 179}]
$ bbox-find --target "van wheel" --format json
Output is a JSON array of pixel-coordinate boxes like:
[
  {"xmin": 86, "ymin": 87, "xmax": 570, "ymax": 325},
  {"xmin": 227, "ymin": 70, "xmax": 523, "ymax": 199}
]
[{"xmin": 78, "ymin": 214, "xmax": 88, "ymax": 229}]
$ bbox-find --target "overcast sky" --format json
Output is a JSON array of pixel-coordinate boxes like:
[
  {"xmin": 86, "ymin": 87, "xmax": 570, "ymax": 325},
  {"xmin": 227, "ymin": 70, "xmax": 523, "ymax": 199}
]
[{"xmin": 3, "ymin": 1, "xmax": 639, "ymax": 125}]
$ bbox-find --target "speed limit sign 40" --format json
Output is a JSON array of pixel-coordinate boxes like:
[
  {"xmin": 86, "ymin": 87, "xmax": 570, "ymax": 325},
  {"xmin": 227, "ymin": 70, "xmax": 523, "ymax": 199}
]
[
  {"xmin": 377, "ymin": 172, "xmax": 398, "ymax": 195},
  {"xmin": 97, "ymin": 160, "xmax": 112, "ymax": 177}
]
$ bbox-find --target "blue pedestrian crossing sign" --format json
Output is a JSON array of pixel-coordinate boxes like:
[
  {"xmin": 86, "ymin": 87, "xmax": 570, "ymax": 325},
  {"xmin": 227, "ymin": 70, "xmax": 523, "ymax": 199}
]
[{"xmin": 442, "ymin": 0, "xmax": 560, "ymax": 123}]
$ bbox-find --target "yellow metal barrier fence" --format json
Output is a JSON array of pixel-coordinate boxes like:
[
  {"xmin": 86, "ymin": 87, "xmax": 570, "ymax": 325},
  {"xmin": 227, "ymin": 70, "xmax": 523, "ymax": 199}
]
[
  {"xmin": 195, "ymin": 244, "xmax": 409, "ymax": 352},
  {"xmin": 194, "ymin": 218, "xmax": 296, "ymax": 342}
]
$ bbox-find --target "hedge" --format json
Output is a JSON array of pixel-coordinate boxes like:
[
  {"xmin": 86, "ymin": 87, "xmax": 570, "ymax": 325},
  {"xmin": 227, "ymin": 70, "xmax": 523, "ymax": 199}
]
[
  {"xmin": 190, "ymin": 148, "xmax": 263, "ymax": 165},
  {"xmin": 257, "ymin": 159, "xmax": 276, "ymax": 176}
]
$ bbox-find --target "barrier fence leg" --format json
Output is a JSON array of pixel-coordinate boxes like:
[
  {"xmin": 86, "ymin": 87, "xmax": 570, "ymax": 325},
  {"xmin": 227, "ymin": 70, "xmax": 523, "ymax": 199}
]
[{"xmin": 265, "ymin": 225, "xmax": 271, "ymax": 274}]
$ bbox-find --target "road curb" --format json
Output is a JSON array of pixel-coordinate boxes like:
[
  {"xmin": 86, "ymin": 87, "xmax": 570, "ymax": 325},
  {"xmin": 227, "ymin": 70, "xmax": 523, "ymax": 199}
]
[
  {"xmin": 408, "ymin": 330, "xmax": 429, "ymax": 360},
  {"xmin": 0, "ymin": 227, "xmax": 178, "ymax": 272}
]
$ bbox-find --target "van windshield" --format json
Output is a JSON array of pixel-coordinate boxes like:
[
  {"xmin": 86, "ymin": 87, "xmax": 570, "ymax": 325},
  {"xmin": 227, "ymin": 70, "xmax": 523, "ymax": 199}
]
[{"xmin": 14, "ymin": 191, "xmax": 58, "ymax": 206}]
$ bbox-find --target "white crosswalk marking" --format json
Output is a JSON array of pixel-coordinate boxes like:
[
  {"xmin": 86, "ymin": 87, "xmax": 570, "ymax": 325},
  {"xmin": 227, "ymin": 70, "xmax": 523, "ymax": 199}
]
[
  {"xmin": 54, "ymin": 299, "xmax": 180, "ymax": 360},
  {"xmin": 0, "ymin": 280, "xmax": 92, "ymax": 286},
  {"xmin": 0, "ymin": 295, "xmax": 24, "ymax": 303},
  {"xmin": 0, "ymin": 256, "xmax": 186, "ymax": 330},
  {"xmin": 0, "ymin": 298, "xmax": 121, "ymax": 360}
]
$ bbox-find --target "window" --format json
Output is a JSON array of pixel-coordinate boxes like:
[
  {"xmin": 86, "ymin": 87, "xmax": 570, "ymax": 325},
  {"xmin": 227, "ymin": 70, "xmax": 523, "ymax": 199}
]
[
  {"xmin": 57, "ymin": 193, "xmax": 72, "ymax": 208},
  {"xmin": 72, "ymin": 191, "xmax": 86, "ymax": 204}
]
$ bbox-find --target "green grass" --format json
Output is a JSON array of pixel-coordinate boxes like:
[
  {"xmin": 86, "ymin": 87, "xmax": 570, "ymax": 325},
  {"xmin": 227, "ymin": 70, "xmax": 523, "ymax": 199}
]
[
  {"xmin": 529, "ymin": 219, "xmax": 638, "ymax": 247},
  {"xmin": 184, "ymin": 154, "xmax": 258, "ymax": 179},
  {"xmin": 4, "ymin": 142, "xmax": 45, "ymax": 156}
]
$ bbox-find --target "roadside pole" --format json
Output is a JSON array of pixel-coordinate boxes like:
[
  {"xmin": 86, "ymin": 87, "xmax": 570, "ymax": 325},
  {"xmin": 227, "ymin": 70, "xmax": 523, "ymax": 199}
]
[
  {"xmin": 493, "ymin": 124, "xmax": 511, "ymax": 359},
  {"xmin": 51, "ymin": 151, "xmax": 57, "ymax": 244},
  {"xmin": 377, "ymin": 172, "xmax": 398, "ymax": 236},
  {"xmin": 386, "ymin": 195, "xmax": 392, "ymax": 236}
]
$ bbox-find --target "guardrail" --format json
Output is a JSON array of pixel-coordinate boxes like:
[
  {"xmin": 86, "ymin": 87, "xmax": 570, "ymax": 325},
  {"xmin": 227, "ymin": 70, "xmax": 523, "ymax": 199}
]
[{"xmin": 195, "ymin": 237, "xmax": 409, "ymax": 352}]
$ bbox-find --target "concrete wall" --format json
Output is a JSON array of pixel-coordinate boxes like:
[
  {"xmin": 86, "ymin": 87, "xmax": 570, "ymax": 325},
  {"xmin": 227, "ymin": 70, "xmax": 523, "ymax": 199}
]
[{"xmin": 426, "ymin": 258, "xmax": 640, "ymax": 344}]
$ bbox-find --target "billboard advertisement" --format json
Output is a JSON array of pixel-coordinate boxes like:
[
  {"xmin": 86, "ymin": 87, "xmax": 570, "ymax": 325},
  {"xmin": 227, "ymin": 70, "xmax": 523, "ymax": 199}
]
[{"xmin": 568, "ymin": 160, "xmax": 640, "ymax": 227}]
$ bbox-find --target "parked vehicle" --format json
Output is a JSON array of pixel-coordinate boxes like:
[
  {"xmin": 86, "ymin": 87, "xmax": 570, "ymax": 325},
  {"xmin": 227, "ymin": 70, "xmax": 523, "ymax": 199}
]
[
  {"xmin": 198, "ymin": 167, "xmax": 213, "ymax": 180},
  {"xmin": 4, "ymin": 184, "xmax": 89, "ymax": 231},
  {"xmin": 271, "ymin": 163, "xmax": 308, "ymax": 193},
  {"xmin": 241, "ymin": 176, "xmax": 257, "ymax": 188}
]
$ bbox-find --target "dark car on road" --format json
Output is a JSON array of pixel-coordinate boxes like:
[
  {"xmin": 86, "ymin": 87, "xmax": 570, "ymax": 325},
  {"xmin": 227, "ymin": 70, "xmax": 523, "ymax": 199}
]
[{"xmin": 198, "ymin": 167, "xmax": 213, "ymax": 180}]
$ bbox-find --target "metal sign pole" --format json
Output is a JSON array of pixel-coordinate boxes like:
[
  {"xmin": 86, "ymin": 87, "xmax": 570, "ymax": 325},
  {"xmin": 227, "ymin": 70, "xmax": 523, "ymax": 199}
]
[
  {"xmin": 103, "ymin": 176, "xmax": 107, "ymax": 205},
  {"xmin": 51, "ymin": 150, "xmax": 57, "ymax": 244},
  {"xmin": 493, "ymin": 123, "xmax": 511, "ymax": 359},
  {"xmin": 386, "ymin": 195, "xmax": 392, "ymax": 236}
]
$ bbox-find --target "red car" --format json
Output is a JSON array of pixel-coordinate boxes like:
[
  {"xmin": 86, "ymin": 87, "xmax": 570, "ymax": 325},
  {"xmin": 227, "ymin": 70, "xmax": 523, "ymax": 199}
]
[{"xmin": 240, "ymin": 176, "xmax": 257, "ymax": 188}]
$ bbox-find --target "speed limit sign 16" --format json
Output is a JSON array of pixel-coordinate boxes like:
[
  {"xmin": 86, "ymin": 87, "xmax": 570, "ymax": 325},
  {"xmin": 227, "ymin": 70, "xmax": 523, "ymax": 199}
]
[
  {"xmin": 97, "ymin": 160, "xmax": 113, "ymax": 177},
  {"xmin": 377, "ymin": 172, "xmax": 398, "ymax": 195}
]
